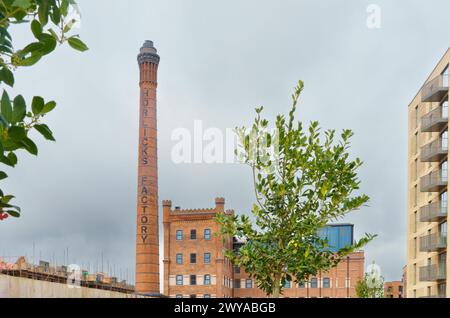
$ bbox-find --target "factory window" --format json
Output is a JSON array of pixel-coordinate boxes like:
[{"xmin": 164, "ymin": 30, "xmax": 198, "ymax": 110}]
[
  {"xmin": 176, "ymin": 275, "xmax": 183, "ymax": 286},
  {"xmin": 190, "ymin": 275, "xmax": 196, "ymax": 285},
  {"xmin": 176, "ymin": 253, "xmax": 183, "ymax": 264},
  {"xmin": 204, "ymin": 274, "xmax": 211, "ymax": 285},
  {"xmin": 190, "ymin": 253, "xmax": 197, "ymax": 264},
  {"xmin": 284, "ymin": 280, "xmax": 291, "ymax": 288},
  {"xmin": 204, "ymin": 228, "xmax": 211, "ymax": 240},
  {"xmin": 204, "ymin": 294, "xmax": 211, "ymax": 298},
  {"xmin": 234, "ymin": 279, "xmax": 241, "ymax": 289},
  {"xmin": 204, "ymin": 252, "xmax": 211, "ymax": 264},
  {"xmin": 245, "ymin": 279, "xmax": 252, "ymax": 288},
  {"xmin": 176, "ymin": 294, "xmax": 183, "ymax": 298},
  {"xmin": 310, "ymin": 278, "xmax": 318, "ymax": 288},
  {"xmin": 323, "ymin": 278, "xmax": 330, "ymax": 288},
  {"xmin": 190, "ymin": 229, "xmax": 197, "ymax": 240},
  {"xmin": 176, "ymin": 230, "xmax": 182, "ymax": 241}
]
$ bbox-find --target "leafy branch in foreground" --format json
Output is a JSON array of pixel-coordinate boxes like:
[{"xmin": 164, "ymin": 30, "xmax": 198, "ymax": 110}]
[{"xmin": 0, "ymin": 0, "xmax": 88, "ymax": 221}]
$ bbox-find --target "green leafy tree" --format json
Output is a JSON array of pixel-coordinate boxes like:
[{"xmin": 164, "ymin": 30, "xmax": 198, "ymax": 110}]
[
  {"xmin": 0, "ymin": 0, "xmax": 88, "ymax": 221},
  {"xmin": 216, "ymin": 80, "xmax": 375, "ymax": 298},
  {"xmin": 356, "ymin": 271, "xmax": 384, "ymax": 298}
]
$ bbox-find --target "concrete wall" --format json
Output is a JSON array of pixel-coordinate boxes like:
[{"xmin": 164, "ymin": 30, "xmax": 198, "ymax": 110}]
[{"xmin": 0, "ymin": 274, "xmax": 141, "ymax": 298}]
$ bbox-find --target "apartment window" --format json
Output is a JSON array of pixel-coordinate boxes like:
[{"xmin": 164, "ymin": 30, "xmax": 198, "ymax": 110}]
[
  {"xmin": 204, "ymin": 252, "xmax": 211, "ymax": 264},
  {"xmin": 441, "ymin": 161, "xmax": 448, "ymax": 182},
  {"xmin": 245, "ymin": 279, "xmax": 252, "ymax": 289},
  {"xmin": 176, "ymin": 253, "xmax": 183, "ymax": 264},
  {"xmin": 190, "ymin": 229, "xmax": 197, "ymax": 240},
  {"xmin": 413, "ymin": 264, "xmax": 417, "ymax": 285},
  {"xmin": 176, "ymin": 275, "xmax": 183, "ymax": 286},
  {"xmin": 415, "ymin": 132, "xmax": 418, "ymax": 155},
  {"xmin": 190, "ymin": 294, "xmax": 197, "ymax": 298},
  {"xmin": 414, "ymin": 159, "xmax": 418, "ymax": 181},
  {"xmin": 204, "ymin": 228, "xmax": 211, "ymax": 240},
  {"xmin": 190, "ymin": 275, "xmax": 196, "ymax": 285},
  {"xmin": 310, "ymin": 278, "xmax": 318, "ymax": 288},
  {"xmin": 414, "ymin": 186, "xmax": 418, "ymax": 207},
  {"xmin": 441, "ymin": 191, "xmax": 448, "ymax": 209},
  {"xmin": 442, "ymin": 65, "xmax": 448, "ymax": 87},
  {"xmin": 190, "ymin": 253, "xmax": 197, "ymax": 264},
  {"xmin": 204, "ymin": 294, "xmax": 211, "ymax": 298},
  {"xmin": 413, "ymin": 237, "xmax": 417, "ymax": 259},
  {"xmin": 443, "ymin": 101, "xmax": 449, "ymax": 118},
  {"xmin": 439, "ymin": 221, "xmax": 447, "ymax": 236},
  {"xmin": 284, "ymin": 281, "xmax": 291, "ymax": 289},
  {"xmin": 233, "ymin": 266, "xmax": 240, "ymax": 274},
  {"xmin": 414, "ymin": 211, "xmax": 417, "ymax": 233},
  {"xmin": 415, "ymin": 105, "xmax": 419, "ymax": 129},
  {"xmin": 176, "ymin": 294, "xmax": 183, "ymax": 298},
  {"xmin": 234, "ymin": 279, "xmax": 241, "ymax": 289},
  {"xmin": 442, "ymin": 131, "xmax": 448, "ymax": 151},
  {"xmin": 176, "ymin": 230, "xmax": 182, "ymax": 241},
  {"xmin": 298, "ymin": 281, "xmax": 305, "ymax": 288},
  {"xmin": 204, "ymin": 274, "xmax": 211, "ymax": 285},
  {"xmin": 323, "ymin": 278, "xmax": 330, "ymax": 288}
]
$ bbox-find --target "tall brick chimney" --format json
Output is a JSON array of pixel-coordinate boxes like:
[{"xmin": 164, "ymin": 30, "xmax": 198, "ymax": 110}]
[{"xmin": 136, "ymin": 40, "xmax": 160, "ymax": 295}]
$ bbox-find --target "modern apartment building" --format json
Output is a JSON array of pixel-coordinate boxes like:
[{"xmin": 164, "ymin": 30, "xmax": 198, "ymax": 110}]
[
  {"xmin": 162, "ymin": 198, "xmax": 364, "ymax": 298},
  {"xmin": 407, "ymin": 48, "xmax": 449, "ymax": 298}
]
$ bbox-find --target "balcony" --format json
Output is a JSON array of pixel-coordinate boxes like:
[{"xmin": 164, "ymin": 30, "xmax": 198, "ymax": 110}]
[
  {"xmin": 421, "ymin": 74, "xmax": 449, "ymax": 103},
  {"xmin": 421, "ymin": 138, "xmax": 448, "ymax": 162},
  {"xmin": 419, "ymin": 233, "xmax": 447, "ymax": 252},
  {"xmin": 421, "ymin": 105, "xmax": 448, "ymax": 132},
  {"xmin": 420, "ymin": 201, "xmax": 447, "ymax": 222},
  {"xmin": 420, "ymin": 169, "xmax": 448, "ymax": 192},
  {"xmin": 419, "ymin": 263, "xmax": 446, "ymax": 282}
]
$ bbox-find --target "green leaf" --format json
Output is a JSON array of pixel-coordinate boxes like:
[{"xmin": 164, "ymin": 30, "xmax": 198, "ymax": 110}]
[
  {"xmin": 38, "ymin": 33, "xmax": 57, "ymax": 55},
  {"xmin": 35, "ymin": 124, "xmax": 55, "ymax": 141},
  {"xmin": 6, "ymin": 210, "xmax": 20, "ymax": 218},
  {"xmin": 0, "ymin": 67, "xmax": 14, "ymax": 87},
  {"xmin": 1, "ymin": 91, "xmax": 12, "ymax": 123},
  {"xmin": 0, "ymin": 171, "xmax": 7, "ymax": 180},
  {"xmin": 31, "ymin": 20, "xmax": 43, "ymax": 38},
  {"xmin": 38, "ymin": 1, "xmax": 49, "ymax": 26},
  {"xmin": 68, "ymin": 37, "xmax": 89, "ymax": 52},
  {"xmin": 20, "ymin": 137, "xmax": 38, "ymax": 155},
  {"xmin": 12, "ymin": 95, "xmax": 26, "ymax": 124},
  {"xmin": 12, "ymin": 0, "xmax": 31, "ymax": 9},
  {"xmin": 61, "ymin": 0, "xmax": 70, "ymax": 16},
  {"xmin": 42, "ymin": 101, "xmax": 56, "ymax": 114},
  {"xmin": 8, "ymin": 126, "xmax": 26, "ymax": 141},
  {"xmin": 51, "ymin": 6, "xmax": 61, "ymax": 25},
  {"xmin": 20, "ymin": 54, "xmax": 42, "ymax": 67},
  {"xmin": 32, "ymin": 96, "xmax": 45, "ymax": 115},
  {"xmin": 21, "ymin": 42, "xmax": 45, "ymax": 56}
]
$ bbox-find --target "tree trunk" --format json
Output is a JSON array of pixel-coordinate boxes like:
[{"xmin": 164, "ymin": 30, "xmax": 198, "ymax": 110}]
[{"xmin": 272, "ymin": 273, "xmax": 282, "ymax": 298}]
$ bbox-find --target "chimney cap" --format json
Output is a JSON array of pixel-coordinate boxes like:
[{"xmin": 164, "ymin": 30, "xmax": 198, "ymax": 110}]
[{"xmin": 138, "ymin": 40, "xmax": 160, "ymax": 65}]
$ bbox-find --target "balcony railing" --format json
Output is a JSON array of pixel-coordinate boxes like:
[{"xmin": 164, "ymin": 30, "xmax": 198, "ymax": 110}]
[
  {"xmin": 419, "ymin": 263, "xmax": 446, "ymax": 282},
  {"xmin": 421, "ymin": 137, "xmax": 448, "ymax": 162},
  {"xmin": 420, "ymin": 169, "xmax": 448, "ymax": 192},
  {"xmin": 421, "ymin": 74, "xmax": 449, "ymax": 103},
  {"xmin": 419, "ymin": 201, "xmax": 447, "ymax": 222},
  {"xmin": 421, "ymin": 105, "xmax": 448, "ymax": 132},
  {"xmin": 419, "ymin": 233, "xmax": 447, "ymax": 252}
]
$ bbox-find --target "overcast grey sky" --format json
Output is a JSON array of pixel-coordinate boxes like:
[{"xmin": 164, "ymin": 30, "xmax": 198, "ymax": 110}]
[{"xmin": 0, "ymin": 0, "xmax": 449, "ymax": 286}]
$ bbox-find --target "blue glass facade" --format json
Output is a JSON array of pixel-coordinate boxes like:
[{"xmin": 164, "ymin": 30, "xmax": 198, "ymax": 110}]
[{"xmin": 318, "ymin": 224, "xmax": 354, "ymax": 252}]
